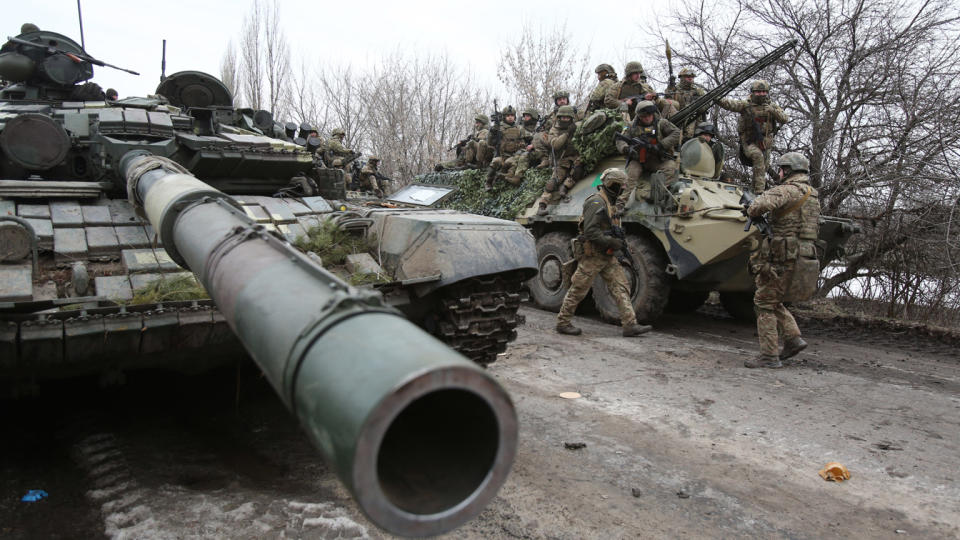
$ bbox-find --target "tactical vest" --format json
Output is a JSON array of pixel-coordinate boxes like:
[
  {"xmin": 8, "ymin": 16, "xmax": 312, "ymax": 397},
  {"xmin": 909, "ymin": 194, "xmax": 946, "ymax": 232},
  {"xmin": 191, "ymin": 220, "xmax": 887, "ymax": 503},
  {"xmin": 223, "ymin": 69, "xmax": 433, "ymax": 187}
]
[
  {"xmin": 589, "ymin": 79, "xmax": 615, "ymax": 110},
  {"xmin": 770, "ymin": 176, "xmax": 819, "ymax": 242},
  {"xmin": 675, "ymin": 83, "xmax": 703, "ymax": 109},
  {"xmin": 499, "ymin": 123, "xmax": 526, "ymax": 155},
  {"xmin": 737, "ymin": 104, "xmax": 776, "ymax": 143},
  {"xmin": 625, "ymin": 122, "xmax": 660, "ymax": 167}
]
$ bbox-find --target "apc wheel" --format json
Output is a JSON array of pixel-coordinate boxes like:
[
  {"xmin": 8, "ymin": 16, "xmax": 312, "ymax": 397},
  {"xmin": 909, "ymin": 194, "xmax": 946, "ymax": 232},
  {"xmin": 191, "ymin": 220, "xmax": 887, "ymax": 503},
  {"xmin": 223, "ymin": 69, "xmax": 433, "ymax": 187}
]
[
  {"xmin": 665, "ymin": 289, "xmax": 710, "ymax": 313},
  {"xmin": 592, "ymin": 233, "xmax": 670, "ymax": 324},
  {"xmin": 720, "ymin": 291, "xmax": 757, "ymax": 321},
  {"xmin": 528, "ymin": 231, "xmax": 575, "ymax": 312}
]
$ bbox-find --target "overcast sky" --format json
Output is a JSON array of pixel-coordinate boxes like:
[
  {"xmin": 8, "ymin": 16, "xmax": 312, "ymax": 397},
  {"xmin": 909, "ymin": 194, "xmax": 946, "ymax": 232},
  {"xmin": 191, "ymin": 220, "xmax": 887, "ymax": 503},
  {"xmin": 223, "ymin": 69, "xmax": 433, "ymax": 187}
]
[{"xmin": 8, "ymin": 0, "xmax": 676, "ymax": 103}]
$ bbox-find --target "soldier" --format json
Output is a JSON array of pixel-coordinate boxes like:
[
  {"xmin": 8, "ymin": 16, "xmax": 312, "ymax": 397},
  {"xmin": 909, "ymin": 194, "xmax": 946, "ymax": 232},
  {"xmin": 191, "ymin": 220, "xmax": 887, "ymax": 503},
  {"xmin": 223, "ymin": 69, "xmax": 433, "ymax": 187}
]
[
  {"xmin": 540, "ymin": 90, "xmax": 578, "ymax": 132},
  {"xmin": 20, "ymin": 23, "xmax": 39, "ymax": 34},
  {"xmin": 556, "ymin": 168, "xmax": 652, "ymax": 337},
  {"xmin": 521, "ymin": 108, "xmax": 539, "ymax": 132},
  {"xmin": 586, "ymin": 63, "xmax": 618, "ymax": 114},
  {"xmin": 464, "ymin": 113, "xmax": 491, "ymax": 168},
  {"xmin": 105, "ymin": 88, "xmax": 118, "ymax": 101},
  {"xmin": 323, "ymin": 128, "xmax": 357, "ymax": 182},
  {"xmin": 486, "ymin": 105, "xmax": 529, "ymax": 189},
  {"xmin": 604, "ymin": 61, "xmax": 655, "ymax": 120},
  {"xmin": 357, "ymin": 156, "xmax": 385, "ymax": 197},
  {"xmin": 744, "ymin": 152, "xmax": 819, "ymax": 368},
  {"xmin": 614, "ymin": 100, "xmax": 681, "ymax": 213},
  {"xmin": 672, "ymin": 68, "xmax": 707, "ymax": 138},
  {"xmin": 717, "ymin": 80, "xmax": 789, "ymax": 193},
  {"xmin": 535, "ymin": 105, "xmax": 583, "ymax": 215},
  {"xmin": 679, "ymin": 122, "xmax": 724, "ymax": 179}
]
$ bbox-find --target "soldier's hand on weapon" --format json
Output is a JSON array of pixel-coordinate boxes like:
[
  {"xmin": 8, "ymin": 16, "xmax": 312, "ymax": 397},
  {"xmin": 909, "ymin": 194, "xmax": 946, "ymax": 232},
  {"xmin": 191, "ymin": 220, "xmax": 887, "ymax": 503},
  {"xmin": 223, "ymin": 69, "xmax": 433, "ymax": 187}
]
[
  {"xmin": 626, "ymin": 148, "xmax": 640, "ymax": 160},
  {"xmin": 526, "ymin": 144, "xmax": 534, "ymax": 151}
]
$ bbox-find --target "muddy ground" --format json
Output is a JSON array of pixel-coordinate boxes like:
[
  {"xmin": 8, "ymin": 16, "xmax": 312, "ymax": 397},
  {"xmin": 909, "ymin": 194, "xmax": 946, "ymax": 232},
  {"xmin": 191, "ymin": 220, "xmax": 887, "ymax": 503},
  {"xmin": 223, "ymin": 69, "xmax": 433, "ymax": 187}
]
[{"xmin": 1, "ymin": 306, "xmax": 957, "ymax": 539}]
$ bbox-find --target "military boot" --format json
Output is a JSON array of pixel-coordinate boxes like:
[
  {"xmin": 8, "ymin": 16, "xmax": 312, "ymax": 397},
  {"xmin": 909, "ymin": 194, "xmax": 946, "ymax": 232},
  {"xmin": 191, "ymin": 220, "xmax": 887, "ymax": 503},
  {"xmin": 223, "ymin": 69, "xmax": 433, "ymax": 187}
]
[
  {"xmin": 555, "ymin": 323, "xmax": 582, "ymax": 335},
  {"xmin": 779, "ymin": 336, "xmax": 808, "ymax": 362},
  {"xmin": 536, "ymin": 202, "xmax": 549, "ymax": 216},
  {"xmin": 485, "ymin": 170, "xmax": 496, "ymax": 191},
  {"xmin": 744, "ymin": 354, "xmax": 783, "ymax": 369},
  {"xmin": 622, "ymin": 324, "xmax": 652, "ymax": 337}
]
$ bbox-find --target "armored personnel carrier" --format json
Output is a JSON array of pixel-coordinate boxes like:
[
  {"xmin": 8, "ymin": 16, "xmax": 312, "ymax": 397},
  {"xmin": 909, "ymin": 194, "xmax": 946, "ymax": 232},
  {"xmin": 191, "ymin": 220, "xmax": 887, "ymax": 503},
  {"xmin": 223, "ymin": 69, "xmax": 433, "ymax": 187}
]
[
  {"xmin": 426, "ymin": 40, "xmax": 858, "ymax": 323},
  {"xmin": 0, "ymin": 29, "xmax": 526, "ymax": 535}
]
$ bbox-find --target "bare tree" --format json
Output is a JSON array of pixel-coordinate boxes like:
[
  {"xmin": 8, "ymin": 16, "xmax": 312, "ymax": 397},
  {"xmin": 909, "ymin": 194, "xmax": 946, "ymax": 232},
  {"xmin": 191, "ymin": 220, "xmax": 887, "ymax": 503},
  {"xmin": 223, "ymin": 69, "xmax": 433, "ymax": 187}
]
[
  {"xmin": 497, "ymin": 21, "xmax": 592, "ymax": 113},
  {"xmin": 235, "ymin": 0, "xmax": 291, "ymax": 118},
  {"xmin": 664, "ymin": 0, "xmax": 960, "ymax": 322},
  {"xmin": 219, "ymin": 40, "xmax": 239, "ymax": 102}
]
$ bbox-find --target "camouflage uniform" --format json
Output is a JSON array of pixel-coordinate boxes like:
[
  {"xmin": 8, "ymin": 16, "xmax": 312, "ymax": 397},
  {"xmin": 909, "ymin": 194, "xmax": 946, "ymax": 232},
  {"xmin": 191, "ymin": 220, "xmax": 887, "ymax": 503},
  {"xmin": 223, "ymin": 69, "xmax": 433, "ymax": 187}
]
[
  {"xmin": 357, "ymin": 157, "xmax": 383, "ymax": 196},
  {"xmin": 587, "ymin": 63, "xmax": 618, "ymax": 113},
  {"xmin": 487, "ymin": 106, "xmax": 530, "ymax": 187},
  {"xmin": 535, "ymin": 106, "xmax": 582, "ymax": 212},
  {"xmin": 673, "ymin": 68, "xmax": 707, "ymax": 138},
  {"xmin": 614, "ymin": 102, "xmax": 681, "ymax": 212},
  {"xmin": 557, "ymin": 171, "xmax": 642, "ymax": 332},
  {"xmin": 747, "ymin": 161, "xmax": 819, "ymax": 363},
  {"xmin": 464, "ymin": 114, "xmax": 491, "ymax": 167},
  {"xmin": 323, "ymin": 128, "xmax": 356, "ymax": 182},
  {"xmin": 717, "ymin": 80, "xmax": 789, "ymax": 193},
  {"xmin": 604, "ymin": 61, "xmax": 655, "ymax": 120}
]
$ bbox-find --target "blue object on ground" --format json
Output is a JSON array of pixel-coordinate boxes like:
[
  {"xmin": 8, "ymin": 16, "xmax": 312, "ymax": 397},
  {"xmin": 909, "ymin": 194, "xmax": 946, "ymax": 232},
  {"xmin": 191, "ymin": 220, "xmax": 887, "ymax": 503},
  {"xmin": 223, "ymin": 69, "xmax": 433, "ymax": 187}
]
[{"xmin": 21, "ymin": 489, "xmax": 48, "ymax": 502}]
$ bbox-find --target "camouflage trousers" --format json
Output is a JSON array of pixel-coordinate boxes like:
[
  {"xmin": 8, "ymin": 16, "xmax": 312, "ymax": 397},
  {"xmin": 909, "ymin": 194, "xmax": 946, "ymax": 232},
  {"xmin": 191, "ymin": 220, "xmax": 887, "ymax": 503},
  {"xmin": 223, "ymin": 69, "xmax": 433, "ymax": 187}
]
[
  {"xmin": 753, "ymin": 259, "xmax": 802, "ymax": 356},
  {"xmin": 743, "ymin": 143, "xmax": 770, "ymax": 193},
  {"xmin": 558, "ymin": 253, "xmax": 636, "ymax": 327},
  {"xmin": 465, "ymin": 140, "xmax": 492, "ymax": 168},
  {"xmin": 490, "ymin": 153, "xmax": 525, "ymax": 185},
  {"xmin": 537, "ymin": 157, "xmax": 582, "ymax": 206},
  {"xmin": 618, "ymin": 159, "xmax": 678, "ymax": 213},
  {"xmin": 357, "ymin": 173, "xmax": 380, "ymax": 194}
]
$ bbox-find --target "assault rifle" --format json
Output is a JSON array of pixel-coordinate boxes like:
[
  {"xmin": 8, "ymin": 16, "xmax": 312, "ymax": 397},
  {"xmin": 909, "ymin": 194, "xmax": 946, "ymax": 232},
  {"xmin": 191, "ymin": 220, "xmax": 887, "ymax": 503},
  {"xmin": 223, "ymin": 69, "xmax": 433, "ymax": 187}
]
[
  {"xmin": 739, "ymin": 191, "xmax": 773, "ymax": 239},
  {"xmin": 6, "ymin": 35, "xmax": 140, "ymax": 75},
  {"xmin": 341, "ymin": 150, "xmax": 362, "ymax": 168},
  {"xmin": 614, "ymin": 132, "xmax": 662, "ymax": 167},
  {"xmin": 449, "ymin": 136, "xmax": 472, "ymax": 152},
  {"xmin": 607, "ymin": 225, "xmax": 638, "ymax": 269},
  {"xmin": 669, "ymin": 39, "xmax": 797, "ymax": 131},
  {"xmin": 489, "ymin": 99, "xmax": 503, "ymax": 158}
]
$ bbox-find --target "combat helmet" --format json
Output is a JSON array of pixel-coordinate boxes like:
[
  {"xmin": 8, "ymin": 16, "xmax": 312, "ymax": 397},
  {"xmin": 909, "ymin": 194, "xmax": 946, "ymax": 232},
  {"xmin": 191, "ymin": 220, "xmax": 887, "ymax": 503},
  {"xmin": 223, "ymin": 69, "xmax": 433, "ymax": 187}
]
[
  {"xmin": 474, "ymin": 113, "xmax": 489, "ymax": 126},
  {"xmin": 331, "ymin": 127, "xmax": 346, "ymax": 137},
  {"xmin": 750, "ymin": 80, "xmax": 770, "ymax": 92},
  {"xmin": 556, "ymin": 105, "xmax": 576, "ymax": 118},
  {"xmin": 694, "ymin": 122, "xmax": 716, "ymax": 137},
  {"xmin": 367, "ymin": 156, "xmax": 380, "ymax": 165},
  {"xmin": 501, "ymin": 105, "xmax": 516, "ymax": 117},
  {"xmin": 679, "ymin": 67, "xmax": 696, "ymax": 78},
  {"xmin": 552, "ymin": 90, "xmax": 570, "ymax": 103},
  {"xmin": 776, "ymin": 152, "xmax": 809, "ymax": 173},
  {"xmin": 20, "ymin": 23, "xmax": 39, "ymax": 34},
  {"xmin": 635, "ymin": 100, "xmax": 658, "ymax": 117},
  {"xmin": 595, "ymin": 63, "xmax": 615, "ymax": 76},
  {"xmin": 625, "ymin": 61, "xmax": 645, "ymax": 77},
  {"xmin": 522, "ymin": 107, "xmax": 539, "ymax": 119},
  {"xmin": 600, "ymin": 168, "xmax": 627, "ymax": 192}
]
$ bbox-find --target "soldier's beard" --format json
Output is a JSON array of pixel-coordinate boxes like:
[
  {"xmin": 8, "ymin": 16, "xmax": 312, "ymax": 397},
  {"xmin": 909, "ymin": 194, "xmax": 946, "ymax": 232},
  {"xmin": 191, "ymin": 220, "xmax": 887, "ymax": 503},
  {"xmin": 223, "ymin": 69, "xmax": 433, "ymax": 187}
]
[{"xmin": 751, "ymin": 94, "xmax": 769, "ymax": 104}]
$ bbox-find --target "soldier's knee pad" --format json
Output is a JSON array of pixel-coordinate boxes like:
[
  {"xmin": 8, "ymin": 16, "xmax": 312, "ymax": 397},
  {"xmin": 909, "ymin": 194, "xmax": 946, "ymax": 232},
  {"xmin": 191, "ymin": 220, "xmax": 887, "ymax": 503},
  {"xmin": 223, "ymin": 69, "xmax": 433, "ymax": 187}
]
[
  {"xmin": 571, "ymin": 164, "xmax": 584, "ymax": 180},
  {"xmin": 562, "ymin": 177, "xmax": 576, "ymax": 189},
  {"xmin": 544, "ymin": 178, "xmax": 558, "ymax": 192}
]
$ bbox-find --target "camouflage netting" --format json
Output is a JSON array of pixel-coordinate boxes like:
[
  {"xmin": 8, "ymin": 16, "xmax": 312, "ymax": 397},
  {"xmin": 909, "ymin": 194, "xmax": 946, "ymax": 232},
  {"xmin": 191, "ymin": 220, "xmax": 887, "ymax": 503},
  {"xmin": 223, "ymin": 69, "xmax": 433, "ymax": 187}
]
[
  {"xmin": 418, "ymin": 168, "xmax": 551, "ymax": 220},
  {"xmin": 573, "ymin": 109, "xmax": 625, "ymax": 173}
]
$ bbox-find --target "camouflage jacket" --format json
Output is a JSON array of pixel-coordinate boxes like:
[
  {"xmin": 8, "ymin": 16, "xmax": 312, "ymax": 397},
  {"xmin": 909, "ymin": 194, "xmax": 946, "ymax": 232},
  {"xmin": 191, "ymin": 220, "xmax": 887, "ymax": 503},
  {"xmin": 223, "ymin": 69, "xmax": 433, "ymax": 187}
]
[
  {"xmin": 717, "ymin": 98, "xmax": 788, "ymax": 148},
  {"xmin": 581, "ymin": 191, "xmax": 621, "ymax": 251},
  {"xmin": 748, "ymin": 174, "xmax": 820, "ymax": 243},
  {"xmin": 587, "ymin": 78, "xmax": 617, "ymax": 113},
  {"xmin": 546, "ymin": 122, "xmax": 579, "ymax": 161},
  {"xmin": 603, "ymin": 78, "xmax": 655, "ymax": 116},
  {"xmin": 540, "ymin": 105, "xmax": 580, "ymax": 133},
  {"xmin": 616, "ymin": 116, "xmax": 681, "ymax": 170},
  {"xmin": 323, "ymin": 137, "xmax": 354, "ymax": 166},
  {"xmin": 487, "ymin": 121, "xmax": 529, "ymax": 156},
  {"xmin": 674, "ymin": 82, "xmax": 706, "ymax": 110}
]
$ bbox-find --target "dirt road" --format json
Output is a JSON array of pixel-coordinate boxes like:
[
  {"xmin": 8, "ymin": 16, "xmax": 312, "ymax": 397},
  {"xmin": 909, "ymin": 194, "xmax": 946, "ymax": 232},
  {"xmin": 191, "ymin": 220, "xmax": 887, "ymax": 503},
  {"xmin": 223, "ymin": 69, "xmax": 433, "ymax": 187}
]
[{"xmin": 1, "ymin": 306, "xmax": 957, "ymax": 539}]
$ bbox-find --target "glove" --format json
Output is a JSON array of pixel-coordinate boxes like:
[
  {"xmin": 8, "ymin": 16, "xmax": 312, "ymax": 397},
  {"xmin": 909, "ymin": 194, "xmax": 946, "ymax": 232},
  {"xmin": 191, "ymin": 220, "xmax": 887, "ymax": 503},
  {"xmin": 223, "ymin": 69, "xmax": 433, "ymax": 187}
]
[
  {"xmin": 627, "ymin": 148, "xmax": 640, "ymax": 160},
  {"xmin": 609, "ymin": 237, "xmax": 626, "ymax": 251}
]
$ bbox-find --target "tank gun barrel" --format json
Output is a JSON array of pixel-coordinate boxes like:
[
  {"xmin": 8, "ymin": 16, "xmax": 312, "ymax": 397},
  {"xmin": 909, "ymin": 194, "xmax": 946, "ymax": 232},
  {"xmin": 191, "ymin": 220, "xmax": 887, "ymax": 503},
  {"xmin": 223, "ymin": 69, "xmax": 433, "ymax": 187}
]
[
  {"xmin": 118, "ymin": 151, "xmax": 517, "ymax": 536},
  {"xmin": 6, "ymin": 35, "xmax": 140, "ymax": 75},
  {"xmin": 669, "ymin": 39, "xmax": 797, "ymax": 129}
]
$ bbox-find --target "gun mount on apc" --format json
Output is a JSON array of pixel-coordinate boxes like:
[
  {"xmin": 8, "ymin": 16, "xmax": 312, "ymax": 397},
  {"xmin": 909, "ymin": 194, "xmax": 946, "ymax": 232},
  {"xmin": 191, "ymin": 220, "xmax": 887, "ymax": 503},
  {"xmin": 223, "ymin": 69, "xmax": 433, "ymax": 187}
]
[{"xmin": 0, "ymin": 29, "xmax": 528, "ymax": 535}]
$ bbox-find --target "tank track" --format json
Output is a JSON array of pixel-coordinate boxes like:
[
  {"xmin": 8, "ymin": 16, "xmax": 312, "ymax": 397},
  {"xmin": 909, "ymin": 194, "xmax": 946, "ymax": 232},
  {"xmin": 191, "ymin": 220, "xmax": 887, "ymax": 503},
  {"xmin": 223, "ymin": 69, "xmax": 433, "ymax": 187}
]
[{"xmin": 429, "ymin": 274, "xmax": 526, "ymax": 367}]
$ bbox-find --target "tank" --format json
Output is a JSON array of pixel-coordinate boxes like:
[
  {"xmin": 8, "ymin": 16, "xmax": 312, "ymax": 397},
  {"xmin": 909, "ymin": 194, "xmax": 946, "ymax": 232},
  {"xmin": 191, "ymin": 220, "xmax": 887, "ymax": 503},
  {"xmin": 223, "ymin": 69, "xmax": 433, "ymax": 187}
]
[
  {"xmin": 0, "ymin": 30, "xmax": 525, "ymax": 535},
  {"xmin": 423, "ymin": 40, "xmax": 859, "ymax": 323}
]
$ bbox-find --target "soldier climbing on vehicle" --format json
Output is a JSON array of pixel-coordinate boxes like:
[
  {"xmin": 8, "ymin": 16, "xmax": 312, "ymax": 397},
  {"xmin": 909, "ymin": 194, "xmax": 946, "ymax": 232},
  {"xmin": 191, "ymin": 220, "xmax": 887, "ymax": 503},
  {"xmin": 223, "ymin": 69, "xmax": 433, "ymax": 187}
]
[
  {"xmin": 717, "ymin": 80, "xmax": 789, "ymax": 193},
  {"xmin": 555, "ymin": 168, "xmax": 653, "ymax": 337},
  {"xmin": 614, "ymin": 100, "xmax": 681, "ymax": 213},
  {"xmin": 535, "ymin": 105, "xmax": 583, "ymax": 215}
]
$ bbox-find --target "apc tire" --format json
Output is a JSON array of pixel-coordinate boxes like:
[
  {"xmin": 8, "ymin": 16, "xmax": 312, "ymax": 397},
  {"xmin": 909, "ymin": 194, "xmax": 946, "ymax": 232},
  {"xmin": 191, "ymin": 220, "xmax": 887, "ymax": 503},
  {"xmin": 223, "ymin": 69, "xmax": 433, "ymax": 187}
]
[
  {"xmin": 592, "ymin": 233, "xmax": 670, "ymax": 324},
  {"xmin": 666, "ymin": 289, "xmax": 710, "ymax": 313},
  {"xmin": 720, "ymin": 291, "xmax": 757, "ymax": 321},
  {"xmin": 528, "ymin": 231, "xmax": 574, "ymax": 312}
]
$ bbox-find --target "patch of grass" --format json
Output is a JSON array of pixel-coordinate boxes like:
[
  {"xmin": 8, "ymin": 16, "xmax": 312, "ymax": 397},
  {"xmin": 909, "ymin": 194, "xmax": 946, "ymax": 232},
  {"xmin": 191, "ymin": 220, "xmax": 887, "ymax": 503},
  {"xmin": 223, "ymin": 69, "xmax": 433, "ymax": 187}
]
[
  {"xmin": 347, "ymin": 271, "xmax": 391, "ymax": 286},
  {"xmin": 130, "ymin": 274, "xmax": 208, "ymax": 305},
  {"xmin": 294, "ymin": 219, "xmax": 374, "ymax": 266}
]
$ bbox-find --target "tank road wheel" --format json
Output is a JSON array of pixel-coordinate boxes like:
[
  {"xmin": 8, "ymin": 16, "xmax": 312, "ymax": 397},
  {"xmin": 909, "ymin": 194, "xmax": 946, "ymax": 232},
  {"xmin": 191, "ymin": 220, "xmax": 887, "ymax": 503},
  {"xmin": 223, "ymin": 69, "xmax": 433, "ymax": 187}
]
[
  {"xmin": 719, "ymin": 291, "xmax": 757, "ymax": 321},
  {"xmin": 592, "ymin": 234, "xmax": 670, "ymax": 324},
  {"xmin": 528, "ymin": 231, "xmax": 574, "ymax": 312},
  {"xmin": 666, "ymin": 289, "xmax": 710, "ymax": 313}
]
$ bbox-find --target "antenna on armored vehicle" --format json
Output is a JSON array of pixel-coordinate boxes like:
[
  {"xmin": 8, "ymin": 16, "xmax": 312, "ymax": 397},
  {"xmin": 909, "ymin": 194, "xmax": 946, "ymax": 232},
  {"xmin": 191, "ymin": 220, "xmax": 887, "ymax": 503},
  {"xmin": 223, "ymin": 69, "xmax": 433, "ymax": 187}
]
[
  {"xmin": 76, "ymin": 0, "xmax": 86, "ymax": 50},
  {"xmin": 160, "ymin": 39, "xmax": 167, "ymax": 81}
]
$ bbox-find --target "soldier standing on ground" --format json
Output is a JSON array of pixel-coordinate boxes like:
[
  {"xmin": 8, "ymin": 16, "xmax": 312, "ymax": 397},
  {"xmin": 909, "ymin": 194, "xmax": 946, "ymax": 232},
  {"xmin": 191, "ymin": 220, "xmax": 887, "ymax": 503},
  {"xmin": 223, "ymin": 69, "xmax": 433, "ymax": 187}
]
[
  {"xmin": 486, "ymin": 105, "xmax": 529, "ymax": 189},
  {"xmin": 556, "ymin": 168, "xmax": 652, "ymax": 337},
  {"xmin": 604, "ymin": 61, "xmax": 655, "ymax": 121},
  {"xmin": 744, "ymin": 152, "xmax": 819, "ymax": 368},
  {"xmin": 586, "ymin": 63, "xmax": 618, "ymax": 114},
  {"xmin": 357, "ymin": 156, "xmax": 385, "ymax": 197},
  {"xmin": 614, "ymin": 100, "xmax": 681, "ymax": 213},
  {"xmin": 717, "ymin": 80, "xmax": 789, "ymax": 193},
  {"xmin": 535, "ymin": 105, "xmax": 583, "ymax": 215}
]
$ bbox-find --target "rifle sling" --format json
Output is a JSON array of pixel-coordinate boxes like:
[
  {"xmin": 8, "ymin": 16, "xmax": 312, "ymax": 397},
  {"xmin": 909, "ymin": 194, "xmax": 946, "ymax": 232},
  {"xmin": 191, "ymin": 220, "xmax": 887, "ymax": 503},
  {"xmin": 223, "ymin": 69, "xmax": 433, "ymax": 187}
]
[{"xmin": 773, "ymin": 185, "xmax": 811, "ymax": 219}]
